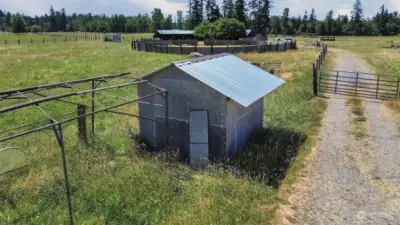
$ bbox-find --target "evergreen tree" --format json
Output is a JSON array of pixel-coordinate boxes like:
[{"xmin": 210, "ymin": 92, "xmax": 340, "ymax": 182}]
[
  {"xmin": 11, "ymin": 13, "xmax": 26, "ymax": 33},
  {"xmin": 189, "ymin": 0, "xmax": 204, "ymax": 28},
  {"xmin": 222, "ymin": 0, "xmax": 235, "ymax": 18},
  {"xmin": 60, "ymin": 8, "xmax": 67, "ymax": 31},
  {"xmin": 351, "ymin": 0, "xmax": 363, "ymax": 35},
  {"xmin": 308, "ymin": 8, "xmax": 316, "ymax": 33},
  {"xmin": 152, "ymin": 8, "xmax": 164, "ymax": 30},
  {"xmin": 205, "ymin": 0, "xmax": 220, "ymax": 22},
  {"xmin": 281, "ymin": 8, "xmax": 290, "ymax": 34},
  {"xmin": 5, "ymin": 12, "xmax": 11, "ymax": 27},
  {"xmin": 0, "ymin": 9, "xmax": 4, "ymax": 17},
  {"xmin": 48, "ymin": 5, "xmax": 56, "ymax": 32},
  {"xmin": 234, "ymin": 0, "xmax": 246, "ymax": 23},
  {"xmin": 325, "ymin": 10, "xmax": 334, "ymax": 35},
  {"xmin": 299, "ymin": 11, "xmax": 308, "ymax": 33},
  {"xmin": 162, "ymin": 15, "xmax": 173, "ymax": 29},
  {"xmin": 377, "ymin": 4, "xmax": 388, "ymax": 35},
  {"xmin": 177, "ymin": 10, "xmax": 183, "ymax": 29}
]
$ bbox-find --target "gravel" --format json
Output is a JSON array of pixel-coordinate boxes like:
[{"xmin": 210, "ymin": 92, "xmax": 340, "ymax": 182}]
[{"xmin": 296, "ymin": 48, "xmax": 400, "ymax": 224}]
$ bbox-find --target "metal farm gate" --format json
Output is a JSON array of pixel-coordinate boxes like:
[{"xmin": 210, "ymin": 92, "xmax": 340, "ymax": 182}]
[{"xmin": 318, "ymin": 70, "xmax": 400, "ymax": 100}]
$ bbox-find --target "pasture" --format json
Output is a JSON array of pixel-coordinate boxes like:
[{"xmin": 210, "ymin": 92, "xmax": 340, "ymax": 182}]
[{"xmin": 0, "ymin": 33, "xmax": 330, "ymax": 224}]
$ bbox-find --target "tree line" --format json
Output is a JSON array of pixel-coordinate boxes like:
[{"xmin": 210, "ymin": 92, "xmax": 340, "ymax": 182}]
[{"xmin": 1, "ymin": 0, "xmax": 399, "ymax": 36}]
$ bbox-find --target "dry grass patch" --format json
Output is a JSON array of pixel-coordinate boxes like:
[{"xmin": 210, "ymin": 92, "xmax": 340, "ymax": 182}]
[{"xmin": 346, "ymin": 97, "xmax": 368, "ymax": 139}]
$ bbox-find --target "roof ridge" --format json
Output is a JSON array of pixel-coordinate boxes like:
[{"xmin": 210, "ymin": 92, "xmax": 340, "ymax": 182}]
[{"xmin": 174, "ymin": 53, "xmax": 231, "ymax": 67}]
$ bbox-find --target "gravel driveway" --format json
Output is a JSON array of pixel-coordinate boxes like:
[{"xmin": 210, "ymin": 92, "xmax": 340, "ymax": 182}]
[{"xmin": 294, "ymin": 48, "xmax": 400, "ymax": 225}]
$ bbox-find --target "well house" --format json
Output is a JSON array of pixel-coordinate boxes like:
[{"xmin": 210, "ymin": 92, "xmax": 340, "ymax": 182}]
[{"xmin": 138, "ymin": 53, "xmax": 285, "ymax": 164}]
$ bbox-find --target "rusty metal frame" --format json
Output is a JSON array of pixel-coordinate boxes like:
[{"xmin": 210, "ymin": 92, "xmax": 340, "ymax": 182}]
[{"xmin": 0, "ymin": 73, "xmax": 168, "ymax": 225}]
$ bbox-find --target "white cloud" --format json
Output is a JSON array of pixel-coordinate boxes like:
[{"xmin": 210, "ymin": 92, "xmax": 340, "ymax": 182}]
[
  {"xmin": 391, "ymin": 0, "xmax": 400, "ymax": 11},
  {"xmin": 128, "ymin": 0, "xmax": 185, "ymax": 15},
  {"xmin": 336, "ymin": 5, "xmax": 352, "ymax": 17}
]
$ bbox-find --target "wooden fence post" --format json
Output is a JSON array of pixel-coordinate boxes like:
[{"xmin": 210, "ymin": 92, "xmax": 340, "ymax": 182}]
[
  {"xmin": 179, "ymin": 44, "xmax": 182, "ymax": 54},
  {"xmin": 4, "ymin": 40, "xmax": 7, "ymax": 45},
  {"xmin": 211, "ymin": 45, "xmax": 213, "ymax": 54},
  {"xmin": 77, "ymin": 104, "xmax": 87, "ymax": 143},
  {"xmin": 43, "ymin": 38, "xmax": 45, "ymax": 43},
  {"xmin": 18, "ymin": 39, "xmax": 20, "ymax": 45},
  {"xmin": 313, "ymin": 63, "xmax": 318, "ymax": 96},
  {"xmin": 31, "ymin": 39, "xmax": 33, "ymax": 43},
  {"xmin": 54, "ymin": 38, "xmax": 56, "ymax": 43}
]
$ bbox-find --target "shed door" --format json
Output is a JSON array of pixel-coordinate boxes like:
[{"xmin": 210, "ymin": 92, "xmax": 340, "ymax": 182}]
[{"xmin": 189, "ymin": 111, "xmax": 209, "ymax": 165}]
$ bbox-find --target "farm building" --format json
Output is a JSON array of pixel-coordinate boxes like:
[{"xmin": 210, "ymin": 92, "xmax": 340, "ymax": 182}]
[
  {"xmin": 106, "ymin": 33, "xmax": 121, "ymax": 42},
  {"xmin": 153, "ymin": 30, "xmax": 195, "ymax": 40},
  {"xmin": 138, "ymin": 53, "xmax": 285, "ymax": 164}
]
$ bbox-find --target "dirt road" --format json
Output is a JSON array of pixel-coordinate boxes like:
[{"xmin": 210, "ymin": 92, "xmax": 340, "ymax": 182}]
[{"xmin": 290, "ymin": 49, "xmax": 400, "ymax": 224}]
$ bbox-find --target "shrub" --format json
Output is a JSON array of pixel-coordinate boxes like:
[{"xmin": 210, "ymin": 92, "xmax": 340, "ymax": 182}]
[
  {"xmin": 30, "ymin": 25, "xmax": 42, "ymax": 33},
  {"xmin": 194, "ymin": 18, "xmax": 246, "ymax": 40}
]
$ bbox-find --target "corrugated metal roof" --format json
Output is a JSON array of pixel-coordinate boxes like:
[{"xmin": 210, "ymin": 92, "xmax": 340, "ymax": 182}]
[
  {"xmin": 173, "ymin": 53, "xmax": 285, "ymax": 107},
  {"xmin": 156, "ymin": 30, "xmax": 194, "ymax": 35}
]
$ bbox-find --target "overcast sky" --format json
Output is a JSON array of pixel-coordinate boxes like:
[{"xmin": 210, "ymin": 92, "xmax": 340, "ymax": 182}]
[{"xmin": 1, "ymin": 0, "xmax": 399, "ymax": 19}]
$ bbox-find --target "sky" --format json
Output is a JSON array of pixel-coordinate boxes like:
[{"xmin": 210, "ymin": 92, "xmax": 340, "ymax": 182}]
[{"xmin": 0, "ymin": 0, "xmax": 399, "ymax": 20}]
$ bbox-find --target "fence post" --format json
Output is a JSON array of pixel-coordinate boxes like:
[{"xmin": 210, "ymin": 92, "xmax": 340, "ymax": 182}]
[
  {"xmin": 355, "ymin": 73, "xmax": 359, "ymax": 96},
  {"xmin": 376, "ymin": 75, "xmax": 380, "ymax": 99},
  {"xmin": 18, "ymin": 39, "xmax": 20, "ymax": 45},
  {"xmin": 4, "ymin": 40, "xmax": 7, "ymax": 45},
  {"xmin": 335, "ymin": 71, "xmax": 339, "ymax": 93},
  {"xmin": 43, "ymin": 38, "xmax": 45, "ymax": 43},
  {"xmin": 179, "ymin": 44, "xmax": 182, "ymax": 54},
  {"xmin": 31, "ymin": 39, "xmax": 33, "ymax": 44},
  {"xmin": 131, "ymin": 41, "xmax": 134, "ymax": 50},
  {"xmin": 313, "ymin": 63, "xmax": 318, "ymax": 96},
  {"xmin": 164, "ymin": 91, "xmax": 169, "ymax": 146},
  {"xmin": 211, "ymin": 45, "xmax": 214, "ymax": 54},
  {"xmin": 77, "ymin": 104, "xmax": 87, "ymax": 143},
  {"xmin": 54, "ymin": 38, "xmax": 56, "ymax": 43}
]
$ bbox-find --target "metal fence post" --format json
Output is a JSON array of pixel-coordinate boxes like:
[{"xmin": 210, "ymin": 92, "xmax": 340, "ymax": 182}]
[
  {"xmin": 313, "ymin": 63, "xmax": 318, "ymax": 96},
  {"xmin": 77, "ymin": 105, "xmax": 87, "ymax": 142},
  {"xmin": 91, "ymin": 81, "xmax": 95, "ymax": 136},
  {"xmin": 355, "ymin": 73, "xmax": 359, "ymax": 96},
  {"xmin": 164, "ymin": 91, "xmax": 169, "ymax": 146},
  {"xmin": 335, "ymin": 71, "xmax": 339, "ymax": 93},
  {"xmin": 51, "ymin": 122, "xmax": 74, "ymax": 225},
  {"xmin": 376, "ymin": 75, "xmax": 380, "ymax": 99}
]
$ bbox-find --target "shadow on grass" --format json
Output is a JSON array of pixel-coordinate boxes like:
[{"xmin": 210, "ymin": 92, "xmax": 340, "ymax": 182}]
[
  {"xmin": 132, "ymin": 127, "xmax": 306, "ymax": 188},
  {"xmin": 225, "ymin": 127, "xmax": 307, "ymax": 188}
]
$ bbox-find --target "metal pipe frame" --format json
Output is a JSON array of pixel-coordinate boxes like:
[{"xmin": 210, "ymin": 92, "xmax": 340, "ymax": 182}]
[
  {"xmin": 0, "ymin": 90, "xmax": 166, "ymax": 143},
  {"xmin": 0, "ymin": 72, "xmax": 132, "ymax": 98}
]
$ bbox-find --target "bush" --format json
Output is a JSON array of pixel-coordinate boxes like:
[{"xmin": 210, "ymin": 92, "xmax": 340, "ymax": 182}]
[
  {"xmin": 30, "ymin": 25, "xmax": 42, "ymax": 33},
  {"xmin": 194, "ymin": 18, "xmax": 246, "ymax": 40}
]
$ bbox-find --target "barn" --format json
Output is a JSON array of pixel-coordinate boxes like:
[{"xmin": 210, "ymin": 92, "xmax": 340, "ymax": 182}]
[
  {"xmin": 153, "ymin": 30, "xmax": 195, "ymax": 40},
  {"xmin": 138, "ymin": 53, "xmax": 285, "ymax": 164}
]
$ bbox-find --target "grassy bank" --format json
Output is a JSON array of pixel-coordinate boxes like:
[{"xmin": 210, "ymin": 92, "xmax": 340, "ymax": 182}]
[{"xmin": 0, "ymin": 42, "xmax": 329, "ymax": 224}]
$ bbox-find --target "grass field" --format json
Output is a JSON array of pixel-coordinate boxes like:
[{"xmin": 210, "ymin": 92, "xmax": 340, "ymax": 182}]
[{"xmin": 0, "ymin": 33, "xmax": 330, "ymax": 224}]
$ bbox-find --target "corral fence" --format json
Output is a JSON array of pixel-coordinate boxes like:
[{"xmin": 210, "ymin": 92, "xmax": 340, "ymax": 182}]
[
  {"xmin": 0, "ymin": 33, "xmax": 134, "ymax": 45},
  {"xmin": 312, "ymin": 43, "xmax": 329, "ymax": 96},
  {"xmin": 312, "ymin": 43, "xmax": 400, "ymax": 100},
  {"xmin": 251, "ymin": 62, "xmax": 282, "ymax": 75},
  {"xmin": 132, "ymin": 39, "xmax": 297, "ymax": 55}
]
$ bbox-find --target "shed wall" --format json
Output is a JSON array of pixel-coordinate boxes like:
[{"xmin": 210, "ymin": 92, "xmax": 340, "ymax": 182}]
[
  {"xmin": 138, "ymin": 66, "xmax": 227, "ymax": 159},
  {"xmin": 226, "ymin": 98, "xmax": 264, "ymax": 156}
]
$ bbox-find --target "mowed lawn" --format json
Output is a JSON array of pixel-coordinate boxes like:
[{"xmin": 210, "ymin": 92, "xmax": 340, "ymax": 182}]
[{"xmin": 0, "ymin": 38, "xmax": 328, "ymax": 224}]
